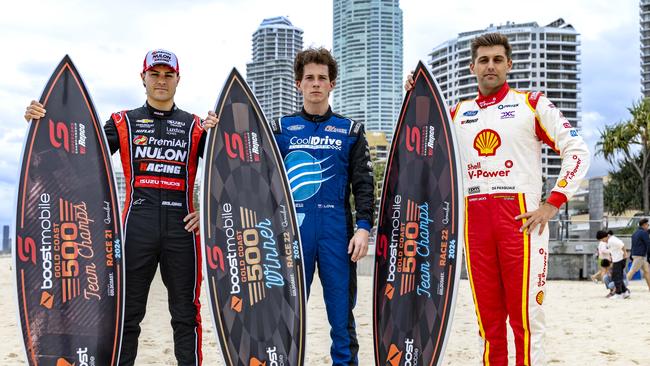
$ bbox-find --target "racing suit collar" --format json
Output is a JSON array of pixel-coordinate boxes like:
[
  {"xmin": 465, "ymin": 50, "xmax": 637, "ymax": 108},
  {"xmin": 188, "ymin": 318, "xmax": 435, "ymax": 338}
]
[
  {"xmin": 300, "ymin": 106, "xmax": 333, "ymax": 122},
  {"xmin": 475, "ymin": 82, "xmax": 510, "ymax": 109},
  {"xmin": 144, "ymin": 101, "xmax": 178, "ymax": 117}
]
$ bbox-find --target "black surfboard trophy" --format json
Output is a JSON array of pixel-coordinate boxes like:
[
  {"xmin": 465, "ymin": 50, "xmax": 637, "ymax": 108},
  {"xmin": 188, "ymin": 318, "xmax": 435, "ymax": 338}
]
[
  {"xmin": 373, "ymin": 61, "xmax": 464, "ymax": 366},
  {"xmin": 15, "ymin": 55, "xmax": 124, "ymax": 366},
  {"xmin": 201, "ymin": 68, "xmax": 306, "ymax": 366}
]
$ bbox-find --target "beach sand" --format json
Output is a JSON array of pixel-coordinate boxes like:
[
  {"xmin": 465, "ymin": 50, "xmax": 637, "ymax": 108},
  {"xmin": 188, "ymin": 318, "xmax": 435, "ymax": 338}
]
[{"xmin": 2, "ymin": 255, "xmax": 648, "ymax": 365}]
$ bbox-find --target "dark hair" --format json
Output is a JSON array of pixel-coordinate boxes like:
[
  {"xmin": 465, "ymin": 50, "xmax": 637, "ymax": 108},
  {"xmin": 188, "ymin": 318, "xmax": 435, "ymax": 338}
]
[
  {"xmin": 600, "ymin": 258, "xmax": 611, "ymax": 267},
  {"xmin": 607, "ymin": 230, "xmax": 614, "ymax": 236},
  {"xmin": 471, "ymin": 32, "xmax": 512, "ymax": 62},
  {"xmin": 596, "ymin": 230, "xmax": 608, "ymax": 240},
  {"xmin": 639, "ymin": 218, "xmax": 649, "ymax": 226},
  {"xmin": 294, "ymin": 47, "xmax": 338, "ymax": 82}
]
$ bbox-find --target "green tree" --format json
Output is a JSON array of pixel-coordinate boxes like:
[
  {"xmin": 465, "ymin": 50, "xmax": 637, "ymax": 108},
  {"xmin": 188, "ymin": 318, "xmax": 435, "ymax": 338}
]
[
  {"xmin": 597, "ymin": 99, "xmax": 650, "ymax": 214},
  {"xmin": 603, "ymin": 157, "xmax": 644, "ymax": 215}
]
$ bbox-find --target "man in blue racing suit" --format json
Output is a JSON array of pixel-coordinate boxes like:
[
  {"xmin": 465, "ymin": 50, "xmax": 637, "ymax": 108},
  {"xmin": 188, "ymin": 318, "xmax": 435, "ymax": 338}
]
[{"xmin": 270, "ymin": 47, "xmax": 374, "ymax": 365}]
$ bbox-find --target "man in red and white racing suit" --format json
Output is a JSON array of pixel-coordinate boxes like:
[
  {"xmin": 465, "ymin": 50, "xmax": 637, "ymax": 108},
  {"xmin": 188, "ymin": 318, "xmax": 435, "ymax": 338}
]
[
  {"xmin": 453, "ymin": 35, "xmax": 589, "ymax": 366},
  {"xmin": 409, "ymin": 33, "xmax": 589, "ymax": 365},
  {"xmin": 452, "ymin": 82, "xmax": 589, "ymax": 365}
]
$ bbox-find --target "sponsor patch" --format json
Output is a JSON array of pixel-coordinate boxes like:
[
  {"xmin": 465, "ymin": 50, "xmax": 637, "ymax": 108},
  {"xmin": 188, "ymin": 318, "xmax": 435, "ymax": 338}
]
[
  {"xmin": 48, "ymin": 120, "xmax": 88, "ymax": 155},
  {"xmin": 467, "ymin": 160, "xmax": 511, "ymax": 179},
  {"xmin": 133, "ymin": 135, "xmax": 148, "ymax": 145},
  {"xmin": 135, "ymin": 119, "xmax": 154, "ymax": 124},
  {"xmin": 537, "ymin": 248, "xmax": 548, "ymax": 287},
  {"xmin": 405, "ymin": 125, "xmax": 435, "ymax": 156},
  {"xmin": 289, "ymin": 135, "xmax": 343, "ymax": 151},
  {"xmin": 224, "ymin": 131, "xmax": 261, "ymax": 162},
  {"xmin": 500, "ymin": 111, "xmax": 515, "ymax": 119},
  {"xmin": 461, "ymin": 118, "xmax": 478, "ymax": 125},
  {"xmin": 492, "ymin": 186, "xmax": 516, "ymax": 191},
  {"xmin": 536, "ymin": 291, "xmax": 544, "ymax": 305},
  {"xmin": 167, "ymin": 120, "xmax": 185, "ymax": 128},
  {"xmin": 498, "ymin": 103, "xmax": 519, "ymax": 110},
  {"xmin": 463, "ymin": 110, "xmax": 478, "ymax": 116},
  {"xmin": 473, "ymin": 129, "xmax": 501, "ymax": 157},
  {"xmin": 166, "ymin": 127, "xmax": 185, "ymax": 135},
  {"xmin": 286, "ymin": 124, "xmax": 305, "ymax": 131},
  {"xmin": 324, "ymin": 125, "xmax": 348, "ymax": 134},
  {"xmin": 269, "ymin": 119, "xmax": 279, "ymax": 132}
]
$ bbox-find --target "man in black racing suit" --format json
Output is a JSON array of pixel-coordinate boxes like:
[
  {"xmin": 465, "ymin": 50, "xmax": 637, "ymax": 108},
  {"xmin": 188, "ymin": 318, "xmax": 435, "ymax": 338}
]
[{"xmin": 25, "ymin": 49, "xmax": 218, "ymax": 366}]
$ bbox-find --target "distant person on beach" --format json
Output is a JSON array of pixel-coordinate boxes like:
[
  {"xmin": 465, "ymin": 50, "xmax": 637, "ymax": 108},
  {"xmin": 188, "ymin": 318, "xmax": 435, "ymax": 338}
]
[
  {"xmin": 627, "ymin": 218, "xmax": 650, "ymax": 290},
  {"xmin": 597, "ymin": 230, "xmax": 630, "ymax": 299},
  {"xmin": 603, "ymin": 264, "xmax": 629, "ymax": 298},
  {"xmin": 591, "ymin": 231, "xmax": 612, "ymax": 282}
]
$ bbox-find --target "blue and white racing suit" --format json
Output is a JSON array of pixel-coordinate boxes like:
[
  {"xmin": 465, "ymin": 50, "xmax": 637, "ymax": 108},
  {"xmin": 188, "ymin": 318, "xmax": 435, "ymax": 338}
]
[{"xmin": 271, "ymin": 107, "xmax": 374, "ymax": 365}]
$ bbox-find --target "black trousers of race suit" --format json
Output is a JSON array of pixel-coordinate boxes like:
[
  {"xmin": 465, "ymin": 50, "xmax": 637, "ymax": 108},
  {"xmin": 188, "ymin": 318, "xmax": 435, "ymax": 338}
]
[{"xmin": 119, "ymin": 209, "xmax": 202, "ymax": 366}]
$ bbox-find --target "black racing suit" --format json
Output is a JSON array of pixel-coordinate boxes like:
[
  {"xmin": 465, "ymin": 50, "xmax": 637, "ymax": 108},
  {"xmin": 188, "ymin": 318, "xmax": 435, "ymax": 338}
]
[{"xmin": 104, "ymin": 102, "xmax": 205, "ymax": 366}]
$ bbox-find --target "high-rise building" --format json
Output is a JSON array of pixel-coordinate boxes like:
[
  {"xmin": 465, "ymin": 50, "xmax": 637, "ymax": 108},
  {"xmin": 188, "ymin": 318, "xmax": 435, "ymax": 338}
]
[
  {"xmin": 429, "ymin": 18, "xmax": 581, "ymax": 179},
  {"xmin": 642, "ymin": 0, "xmax": 650, "ymax": 96},
  {"xmin": 246, "ymin": 16, "xmax": 303, "ymax": 122},
  {"xmin": 333, "ymin": 0, "xmax": 403, "ymax": 140},
  {"xmin": 366, "ymin": 131, "xmax": 389, "ymax": 223},
  {"xmin": 2, "ymin": 225, "xmax": 10, "ymax": 254},
  {"xmin": 114, "ymin": 170, "xmax": 126, "ymax": 208}
]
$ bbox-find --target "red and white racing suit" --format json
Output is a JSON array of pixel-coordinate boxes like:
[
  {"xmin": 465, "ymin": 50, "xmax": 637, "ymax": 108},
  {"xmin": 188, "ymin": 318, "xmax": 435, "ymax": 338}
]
[{"xmin": 450, "ymin": 83, "xmax": 589, "ymax": 366}]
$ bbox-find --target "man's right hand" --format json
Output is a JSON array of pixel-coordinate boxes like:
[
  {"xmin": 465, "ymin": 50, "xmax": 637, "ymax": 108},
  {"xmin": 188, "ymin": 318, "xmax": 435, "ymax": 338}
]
[
  {"xmin": 404, "ymin": 72, "xmax": 415, "ymax": 91},
  {"xmin": 24, "ymin": 100, "xmax": 46, "ymax": 122}
]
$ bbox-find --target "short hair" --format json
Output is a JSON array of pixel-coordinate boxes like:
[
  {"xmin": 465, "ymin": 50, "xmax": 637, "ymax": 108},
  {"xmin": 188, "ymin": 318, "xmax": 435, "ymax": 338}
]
[
  {"xmin": 471, "ymin": 32, "xmax": 512, "ymax": 62},
  {"xmin": 294, "ymin": 47, "xmax": 338, "ymax": 82},
  {"xmin": 639, "ymin": 218, "xmax": 649, "ymax": 226},
  {"xmin": 600, "ymin": 258, "xmax": 611, "ymax": 267},
  {"xmin": 596, "ymin": 230, "xmax": 608, "ymax": 240}
]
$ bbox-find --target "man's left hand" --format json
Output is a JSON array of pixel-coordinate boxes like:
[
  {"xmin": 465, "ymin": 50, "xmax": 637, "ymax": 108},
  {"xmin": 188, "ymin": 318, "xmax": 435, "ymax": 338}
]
[
  {"xmin": 183, "ymin": 211, "xmax": 200, "ymax": 233},
  {"xmin": 515, "ymin": 202, "xmax": 558, "ymax": 235},
  {"xmin": 203, "ymin": 111, "xmax": 219, "ymax": 129},
  {"xmin": 348, "ymin": 228, "xmax": 369, "ymax": 262}
]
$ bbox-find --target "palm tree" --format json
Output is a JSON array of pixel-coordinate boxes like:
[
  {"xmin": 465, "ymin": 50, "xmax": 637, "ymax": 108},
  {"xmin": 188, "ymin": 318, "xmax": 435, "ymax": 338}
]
[{"xmin": 597, "ymin": 99, "xmax": 650, "ymax": 213}]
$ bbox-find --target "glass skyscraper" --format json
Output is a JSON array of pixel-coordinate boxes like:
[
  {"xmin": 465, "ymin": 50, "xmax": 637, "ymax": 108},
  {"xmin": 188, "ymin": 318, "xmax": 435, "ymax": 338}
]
[
  {"xmin": 333, "ymin": 0, "xmax": 403, "ymax": 140},
  {"xmin": 641, "ymin": 0, "xmax": 650, "ymax": 96},
  {"xmin": 246, "ymin": 16, "xmax": 304, "ymax": 122}
]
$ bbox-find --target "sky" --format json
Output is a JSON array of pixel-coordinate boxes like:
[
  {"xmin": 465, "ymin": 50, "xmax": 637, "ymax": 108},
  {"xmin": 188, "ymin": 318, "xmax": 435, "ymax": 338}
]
[{"xmin": 0, "ymin": 0, "xmax": 641, "ymax": 227}]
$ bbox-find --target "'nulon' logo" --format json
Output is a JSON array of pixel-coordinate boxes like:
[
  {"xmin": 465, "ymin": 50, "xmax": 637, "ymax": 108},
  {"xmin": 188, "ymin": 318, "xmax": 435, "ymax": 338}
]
[{"xmin": 284, "ymin": 150, "xmax": 333, "ymax": 202}]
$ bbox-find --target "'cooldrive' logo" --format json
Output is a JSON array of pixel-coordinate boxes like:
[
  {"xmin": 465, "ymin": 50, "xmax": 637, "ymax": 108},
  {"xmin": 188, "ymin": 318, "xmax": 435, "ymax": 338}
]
[{"xmin": 289, "ymin": 136, "xmax": 342, "ymax": 150}]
